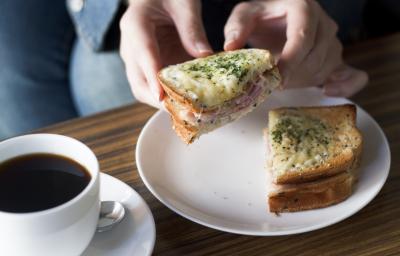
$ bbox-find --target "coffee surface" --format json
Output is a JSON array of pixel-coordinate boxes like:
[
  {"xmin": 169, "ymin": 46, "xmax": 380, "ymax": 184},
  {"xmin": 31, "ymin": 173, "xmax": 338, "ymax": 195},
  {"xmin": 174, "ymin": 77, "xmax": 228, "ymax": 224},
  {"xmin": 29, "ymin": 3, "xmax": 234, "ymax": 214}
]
[{"xmin": 0, "ymin": 153, "xmax": 91, "ymax": 213}]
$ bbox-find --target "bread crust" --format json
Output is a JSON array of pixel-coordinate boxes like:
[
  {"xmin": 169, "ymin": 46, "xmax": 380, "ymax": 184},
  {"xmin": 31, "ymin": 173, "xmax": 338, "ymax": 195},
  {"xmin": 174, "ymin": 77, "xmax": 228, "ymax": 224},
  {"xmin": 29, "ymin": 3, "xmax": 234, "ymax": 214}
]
[
  {"xmin": 159, "ymin": 75, "xmax": 199, "ymax": 112},
  {"xmin": 268, "ymin": 171, "xmax": 354, "ymax": 212},
  {"xmin": 163, "ymin": 98, "xmax": 199, "ymax": 144},
  {"xmin": 269, "ymin": 104, "xmax": 363, "ymax": 184}
]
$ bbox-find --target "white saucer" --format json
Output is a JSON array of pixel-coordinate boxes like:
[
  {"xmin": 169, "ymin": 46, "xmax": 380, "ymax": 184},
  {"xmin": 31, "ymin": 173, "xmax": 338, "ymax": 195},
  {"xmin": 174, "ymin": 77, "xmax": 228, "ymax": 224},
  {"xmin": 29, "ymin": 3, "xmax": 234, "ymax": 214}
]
[
  {"xmin": 136, "ymin": 88, "xmax": 391, "ymax": 236},
  {"xmin": 82, "ymin": 173, "xmax": 156, "ymax": 256}
]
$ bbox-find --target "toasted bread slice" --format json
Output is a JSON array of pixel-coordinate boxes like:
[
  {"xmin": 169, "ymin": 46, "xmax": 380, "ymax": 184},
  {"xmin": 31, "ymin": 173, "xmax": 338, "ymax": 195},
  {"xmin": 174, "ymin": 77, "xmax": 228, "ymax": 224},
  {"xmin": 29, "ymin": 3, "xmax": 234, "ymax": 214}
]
[
  {"xmin": 268, "ymin": 105, "xmax": 362, "ymax": 184},
  {"xmin": 267, "ymin": 169, "xmax": 355, "ymax": 213},
  {"xmin": 158, "ymin": 49, "xmax": 281, "ymax": 144}
]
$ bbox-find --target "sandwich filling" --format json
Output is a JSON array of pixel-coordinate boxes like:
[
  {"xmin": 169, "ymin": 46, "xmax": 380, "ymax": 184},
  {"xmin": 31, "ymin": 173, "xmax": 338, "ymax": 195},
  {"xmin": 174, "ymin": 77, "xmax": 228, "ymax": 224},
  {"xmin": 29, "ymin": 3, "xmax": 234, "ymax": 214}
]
[{"xmin": 170, "ymin": 69, "xmax": 278, "ymax": 127}]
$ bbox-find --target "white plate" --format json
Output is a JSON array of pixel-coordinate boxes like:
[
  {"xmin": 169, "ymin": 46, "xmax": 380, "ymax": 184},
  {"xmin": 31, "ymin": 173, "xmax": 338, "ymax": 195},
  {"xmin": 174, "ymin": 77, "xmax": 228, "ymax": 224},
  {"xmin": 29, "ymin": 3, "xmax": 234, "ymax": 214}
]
[
  {"xmin": 82, "ymin": 173, "xmax": 156, "ymax": 255},
  {"xmin": 136, "ymin": 88, "xmax": 391, "ymax": 236}
]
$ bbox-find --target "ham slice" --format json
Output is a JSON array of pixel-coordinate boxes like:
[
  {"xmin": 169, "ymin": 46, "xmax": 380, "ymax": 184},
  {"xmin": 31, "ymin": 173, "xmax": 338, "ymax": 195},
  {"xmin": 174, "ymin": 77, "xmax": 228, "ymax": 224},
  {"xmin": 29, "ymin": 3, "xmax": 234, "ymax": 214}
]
[{"xmin": 186, "ymin": 75, "xmax": 267, "ymax": 124}]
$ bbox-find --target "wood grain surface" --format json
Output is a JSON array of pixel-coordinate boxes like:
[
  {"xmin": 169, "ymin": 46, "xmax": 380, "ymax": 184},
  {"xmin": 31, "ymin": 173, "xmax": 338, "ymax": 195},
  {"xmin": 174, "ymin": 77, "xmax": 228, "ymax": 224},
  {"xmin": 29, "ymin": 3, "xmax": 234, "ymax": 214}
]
[{"xmin": 38, "ymin": 33, "xmax": 400, "ymax": 255}]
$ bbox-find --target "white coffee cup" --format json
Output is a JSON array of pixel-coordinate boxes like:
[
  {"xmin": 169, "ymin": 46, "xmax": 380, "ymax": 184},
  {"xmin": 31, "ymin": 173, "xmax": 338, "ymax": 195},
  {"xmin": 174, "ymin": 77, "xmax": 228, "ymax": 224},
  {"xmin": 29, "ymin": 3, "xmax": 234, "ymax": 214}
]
[{"xmin": 0, "ymin": 134, "xmax": 100, "ymax": 256}]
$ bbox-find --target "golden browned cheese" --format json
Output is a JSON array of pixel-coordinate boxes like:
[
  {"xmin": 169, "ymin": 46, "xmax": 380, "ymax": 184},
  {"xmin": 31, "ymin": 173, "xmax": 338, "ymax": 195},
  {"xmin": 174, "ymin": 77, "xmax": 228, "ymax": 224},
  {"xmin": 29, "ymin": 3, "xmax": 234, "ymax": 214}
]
[
  {"xmin": 268, "ymin": 105, "xmax": 362, "ymax": 184},
  {"xmin": 159, "ymin": 49, "xmax": 274, "ymax": 108}
]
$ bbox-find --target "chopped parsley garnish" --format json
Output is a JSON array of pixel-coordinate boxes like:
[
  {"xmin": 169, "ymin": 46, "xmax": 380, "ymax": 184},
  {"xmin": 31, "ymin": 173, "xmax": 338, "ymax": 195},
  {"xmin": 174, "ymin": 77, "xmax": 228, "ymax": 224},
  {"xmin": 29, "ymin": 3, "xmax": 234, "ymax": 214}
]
[
  {"xmin": 184, "ymin": 52, "xmax": 250, "ymax": 81},
  {"xmin": 272, "ymin": 115, "xmax": 330, "ymax": 150}
]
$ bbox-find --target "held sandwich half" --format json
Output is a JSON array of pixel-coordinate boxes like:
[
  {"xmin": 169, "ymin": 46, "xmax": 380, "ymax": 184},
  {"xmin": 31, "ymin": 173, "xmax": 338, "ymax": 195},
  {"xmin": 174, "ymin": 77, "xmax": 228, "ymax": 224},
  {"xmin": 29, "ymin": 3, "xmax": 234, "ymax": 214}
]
[
  {"xmin": 158, "ymin": 49, "xmax": 281, "ymax": 144},
  {"xmin": 264, "ymin": 105, "xmax": 363, "ymax": 212}
]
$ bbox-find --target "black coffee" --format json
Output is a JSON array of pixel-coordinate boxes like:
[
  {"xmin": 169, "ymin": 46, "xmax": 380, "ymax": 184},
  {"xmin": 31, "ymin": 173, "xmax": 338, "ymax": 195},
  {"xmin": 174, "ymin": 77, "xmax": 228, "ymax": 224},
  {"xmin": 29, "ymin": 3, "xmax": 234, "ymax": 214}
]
[{"xmin": 0, "ymin": 153, "xmax": 91, "ymax": 213}]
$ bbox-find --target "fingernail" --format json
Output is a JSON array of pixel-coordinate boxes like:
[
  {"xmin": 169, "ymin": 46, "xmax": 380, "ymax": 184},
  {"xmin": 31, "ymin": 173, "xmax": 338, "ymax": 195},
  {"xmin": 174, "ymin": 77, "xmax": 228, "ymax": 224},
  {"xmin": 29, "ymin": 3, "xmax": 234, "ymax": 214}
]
[
  {"xmin": 195, "ymin": 42, "xmax": 212, "ymax": 55},
  {"xmin": 330, "ymin": 68, "xmax": 352, "ymax": 82},
  {"xmin": 159, "ymin": 90, "xmax": 165, "ymax": 101},
  {"xmin": 224, "ymin": 31, "xmax": 238, "ymax": 49},
  {"xmin": 150, "ymin": 85, "xmax": 161, "ymax": 102},
  {"xmin": 280, "ymin": 70, "xmax": 290, "ymax": 89},
  {"xmin": 282, "ymin": 76, "xmax": 289, "ymax": 88}
]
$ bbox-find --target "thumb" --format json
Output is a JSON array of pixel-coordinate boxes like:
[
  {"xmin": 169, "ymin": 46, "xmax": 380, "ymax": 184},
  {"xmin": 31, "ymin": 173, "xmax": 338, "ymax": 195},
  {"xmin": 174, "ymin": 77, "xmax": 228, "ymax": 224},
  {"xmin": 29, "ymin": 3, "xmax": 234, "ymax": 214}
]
[
  {"xmin": 323, "ymin": 65, "xmax": 368, "ymax": 97},
  {"xmin": 168, "ymin": 0, "xmax": 212, "ymax": 57},
  {"xmin": 223, "ymin": 2, "xmax": 262, "ymax": 51}
]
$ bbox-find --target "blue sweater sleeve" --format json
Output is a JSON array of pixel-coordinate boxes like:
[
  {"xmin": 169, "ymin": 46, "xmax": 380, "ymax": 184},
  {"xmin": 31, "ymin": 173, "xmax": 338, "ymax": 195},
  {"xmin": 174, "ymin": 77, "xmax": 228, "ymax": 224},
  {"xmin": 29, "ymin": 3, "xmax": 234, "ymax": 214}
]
[{"xmin": 66, "ymin": 0, "xmax": 122, "ymax": 51}]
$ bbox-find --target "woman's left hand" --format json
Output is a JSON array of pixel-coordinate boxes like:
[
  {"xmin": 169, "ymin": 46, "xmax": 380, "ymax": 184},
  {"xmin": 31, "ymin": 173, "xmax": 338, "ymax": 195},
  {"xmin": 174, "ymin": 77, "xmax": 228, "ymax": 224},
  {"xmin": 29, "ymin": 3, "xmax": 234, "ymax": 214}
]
[{"xmin": 223, "ymin": 0, "xmax": 368, "ymax": 97}]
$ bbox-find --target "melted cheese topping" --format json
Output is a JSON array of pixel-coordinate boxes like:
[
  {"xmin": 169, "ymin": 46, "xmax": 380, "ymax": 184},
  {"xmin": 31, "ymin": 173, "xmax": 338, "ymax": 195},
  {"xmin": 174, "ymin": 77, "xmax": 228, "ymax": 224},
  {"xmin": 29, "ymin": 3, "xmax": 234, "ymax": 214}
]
[
  {"xmin": 269, "ymin": 111, "xmax": 334, "ymax": 175},
  {"xmin": 160, "ymin": 49, "xmax": 273, "ymax": 108}
]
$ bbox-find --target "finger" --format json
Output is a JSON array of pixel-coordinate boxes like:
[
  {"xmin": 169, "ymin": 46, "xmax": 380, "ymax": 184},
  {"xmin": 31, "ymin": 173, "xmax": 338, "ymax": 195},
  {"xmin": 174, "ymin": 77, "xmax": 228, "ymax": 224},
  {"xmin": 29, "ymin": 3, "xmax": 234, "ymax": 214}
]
[
  {"xmin": 277, "ymin": 0, "xmax": 319, "ymax": 86},
  {"xmin": 284, "ymin": 37, "xmax": 342, "ymax": 88},
  {"xmin": 323, "ymin": 65, "xmax": 368, "ymax": 97},
  {"xmin": 120, "ymin": 7, "xmax": 164, "ymax": 101},
  {"xmin": 121, "ymin": 39, "xmax": 160, "ymax": 107},
  {"xmin": 125, "ymin": 61, "xmax": 162, "ymax": 108},
  {"xmin": 300, "ymin": 11, "xmax": 339, "ymax": 81},
  {"xmin": 167, "ymin": 0, "xmax": 212, "ymax": 57},
  {"xmin": 310, "ymin": 38, "xmax": 343, "ymax": 85},
  {"xmin": 223, "ymin": 2, "xmax": 262, "ymax": 50}
]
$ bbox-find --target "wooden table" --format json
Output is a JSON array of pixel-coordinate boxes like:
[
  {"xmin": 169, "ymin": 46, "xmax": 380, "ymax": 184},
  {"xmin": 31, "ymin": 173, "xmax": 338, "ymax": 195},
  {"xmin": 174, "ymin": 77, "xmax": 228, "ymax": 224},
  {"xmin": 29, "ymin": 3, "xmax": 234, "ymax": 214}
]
[{"xmin": 39, "ymin": 33, "xmax": 400, "ymax": 255}]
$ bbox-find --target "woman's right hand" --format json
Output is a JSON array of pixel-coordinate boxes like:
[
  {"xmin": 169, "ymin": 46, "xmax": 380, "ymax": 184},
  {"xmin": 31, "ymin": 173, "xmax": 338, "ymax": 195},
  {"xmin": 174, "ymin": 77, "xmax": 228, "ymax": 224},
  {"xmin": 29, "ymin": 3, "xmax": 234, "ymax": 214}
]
[{"xmin": 119, "ymin": 0, "xmax": 212, "ymax": 108}]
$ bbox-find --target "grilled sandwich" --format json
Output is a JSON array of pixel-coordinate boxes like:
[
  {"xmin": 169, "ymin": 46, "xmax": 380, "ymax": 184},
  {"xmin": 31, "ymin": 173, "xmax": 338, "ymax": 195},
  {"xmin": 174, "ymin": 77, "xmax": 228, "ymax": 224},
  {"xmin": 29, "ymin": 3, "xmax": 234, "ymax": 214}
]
[
  {"xmin": 158, "ymin": 49, "xmax": 281, "ymax": 144},
  {"xmin": 265, "ymin": 105, "xmax": 363, "ymax": 212}
]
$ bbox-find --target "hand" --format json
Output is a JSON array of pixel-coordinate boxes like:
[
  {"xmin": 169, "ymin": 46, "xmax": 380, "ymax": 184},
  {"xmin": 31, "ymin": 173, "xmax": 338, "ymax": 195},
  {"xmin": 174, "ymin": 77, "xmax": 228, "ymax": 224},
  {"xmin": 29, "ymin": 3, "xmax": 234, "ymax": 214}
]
[
  {"xmin": 119, "ymin": 0, "xmax": 212, "ymax": 108},
  {"xmin": 223, "ymin": 0, "xmax": 368, "ymax": 97}
]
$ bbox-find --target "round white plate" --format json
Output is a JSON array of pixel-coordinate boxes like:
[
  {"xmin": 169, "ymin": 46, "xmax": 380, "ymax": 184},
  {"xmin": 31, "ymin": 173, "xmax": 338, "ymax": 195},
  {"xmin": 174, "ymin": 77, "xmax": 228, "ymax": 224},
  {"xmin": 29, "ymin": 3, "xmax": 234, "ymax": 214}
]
[
  {"xmin": 136, "ymin": 88, "xmax": 391, "ymax": 236},
  {"xmin": 82, "ymin": 173, "xmax": 156, "ymax": 255}
]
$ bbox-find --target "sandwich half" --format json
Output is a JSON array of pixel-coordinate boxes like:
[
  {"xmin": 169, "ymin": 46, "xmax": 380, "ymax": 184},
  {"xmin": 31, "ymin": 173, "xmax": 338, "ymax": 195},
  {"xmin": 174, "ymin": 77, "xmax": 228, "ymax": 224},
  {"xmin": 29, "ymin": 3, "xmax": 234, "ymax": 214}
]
[
  {"xmin": 265, "ymin": 105, "xmax": 363, "ymax": 212},
  {"xmin": 158, "ymin": 49, "xmax": 281, "ymax": 144}
]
